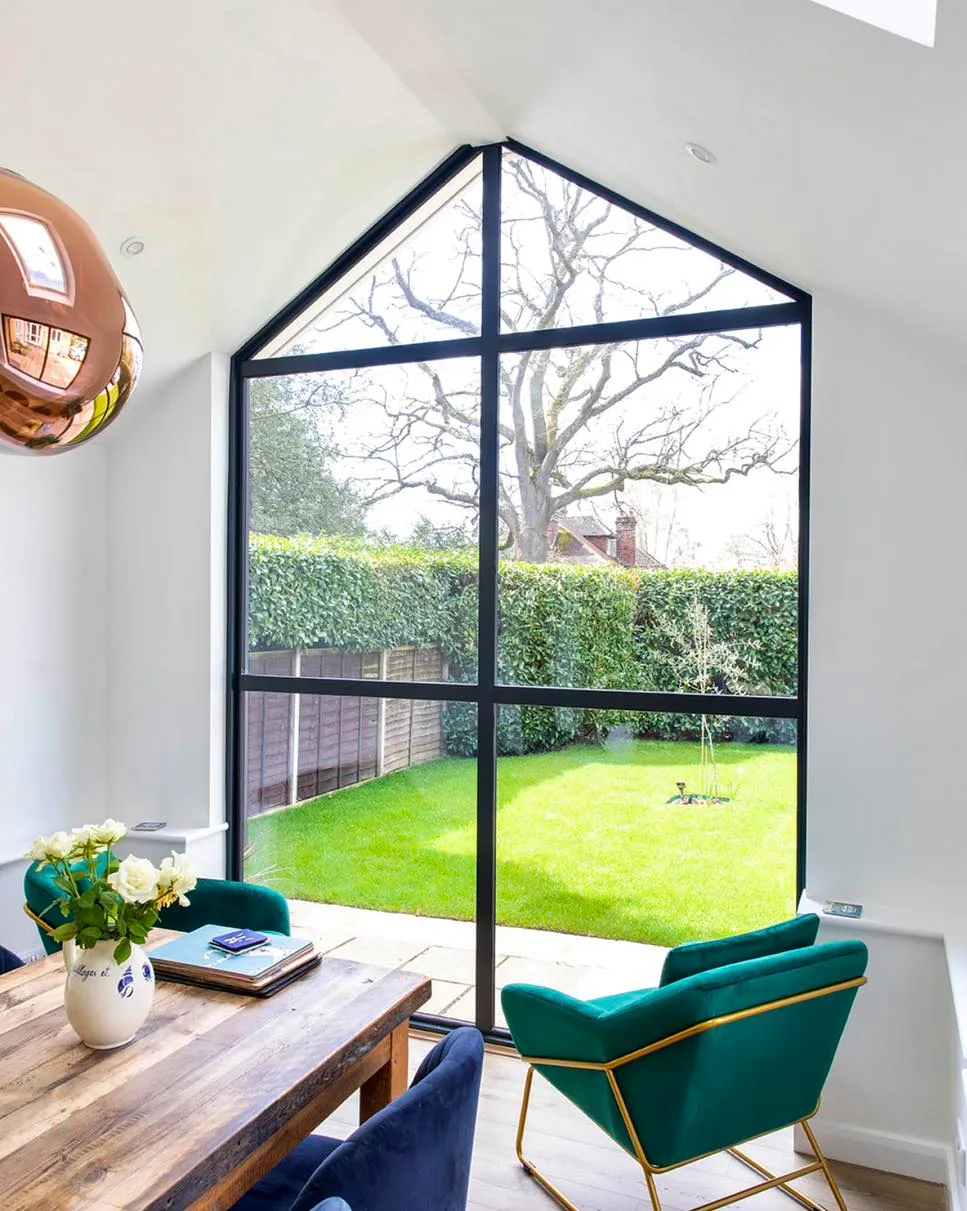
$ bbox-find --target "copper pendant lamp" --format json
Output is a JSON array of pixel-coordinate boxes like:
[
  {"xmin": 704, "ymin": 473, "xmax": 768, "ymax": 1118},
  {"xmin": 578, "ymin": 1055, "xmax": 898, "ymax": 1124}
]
[{"xmin": 0, "ymin": 168, "xmax": 142, "ymax": 454}]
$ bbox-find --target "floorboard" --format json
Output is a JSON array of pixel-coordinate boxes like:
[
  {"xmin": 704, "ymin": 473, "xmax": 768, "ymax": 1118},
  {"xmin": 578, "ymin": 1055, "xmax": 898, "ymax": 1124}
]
[{"xmin": 315, "ymin": 1035, "xmax": 945, "ymax": 1211}]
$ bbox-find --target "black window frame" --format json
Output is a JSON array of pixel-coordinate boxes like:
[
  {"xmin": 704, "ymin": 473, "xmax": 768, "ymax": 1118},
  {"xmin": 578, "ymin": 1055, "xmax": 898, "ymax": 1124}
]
[{"xmin": 227, "ymin": 140, "xmax": 811, "ymax": 1040}]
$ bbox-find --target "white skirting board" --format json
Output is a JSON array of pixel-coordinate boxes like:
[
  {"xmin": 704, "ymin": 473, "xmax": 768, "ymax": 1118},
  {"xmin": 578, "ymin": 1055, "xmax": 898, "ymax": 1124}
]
[{"xmin": 795, "ymin": 1119, "xmax": 952, "ymax": 1192}]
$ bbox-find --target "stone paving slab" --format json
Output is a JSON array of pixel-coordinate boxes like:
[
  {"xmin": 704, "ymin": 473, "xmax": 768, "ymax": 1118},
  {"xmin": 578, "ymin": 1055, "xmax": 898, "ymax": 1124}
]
[{"xmin": 289, "ymin": 899, "xmax": 668, "ymax": 1026}]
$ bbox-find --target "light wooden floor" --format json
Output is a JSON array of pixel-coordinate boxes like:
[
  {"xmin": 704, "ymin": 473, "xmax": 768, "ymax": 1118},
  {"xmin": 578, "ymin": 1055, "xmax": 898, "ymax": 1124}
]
[{"xmin": 321, "ymin": 1036, "xmax": 945, "ymax": 1211}]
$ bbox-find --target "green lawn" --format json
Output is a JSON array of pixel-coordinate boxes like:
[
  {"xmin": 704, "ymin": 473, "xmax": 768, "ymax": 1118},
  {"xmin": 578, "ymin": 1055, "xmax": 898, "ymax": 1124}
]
[{"xmin": 246, "ymin": 740, "xmax": 797, "ymax": 947}]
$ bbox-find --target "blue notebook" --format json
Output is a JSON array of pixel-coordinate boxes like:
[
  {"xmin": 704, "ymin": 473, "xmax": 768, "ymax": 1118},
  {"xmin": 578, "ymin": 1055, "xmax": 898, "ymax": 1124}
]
[{"xmin": 150, "ymin": 924, "xmax": 314, "ymax": 984}]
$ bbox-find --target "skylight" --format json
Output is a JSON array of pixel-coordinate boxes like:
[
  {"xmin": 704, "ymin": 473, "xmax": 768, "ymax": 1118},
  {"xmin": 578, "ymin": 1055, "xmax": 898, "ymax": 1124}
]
[
  {"xmin": 809, "ymin": 0, "xmax": 936, "ymax": 46},
  {"xmin": 0, "ymin": 212, "xmax": 71, "ymax": 300}
]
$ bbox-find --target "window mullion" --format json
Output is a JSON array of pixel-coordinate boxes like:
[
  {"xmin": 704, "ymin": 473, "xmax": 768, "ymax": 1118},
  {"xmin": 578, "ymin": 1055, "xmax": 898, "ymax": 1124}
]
[{"xmin": 474, "ymin": 143, "xmax": 502, "ymax": 1035}]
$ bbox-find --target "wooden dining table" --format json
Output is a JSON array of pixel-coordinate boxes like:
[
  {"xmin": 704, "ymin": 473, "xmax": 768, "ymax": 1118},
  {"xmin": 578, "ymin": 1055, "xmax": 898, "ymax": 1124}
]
[{"xmin": 0, "ymin": 931, "xmax": 431, "ymax": 1210}]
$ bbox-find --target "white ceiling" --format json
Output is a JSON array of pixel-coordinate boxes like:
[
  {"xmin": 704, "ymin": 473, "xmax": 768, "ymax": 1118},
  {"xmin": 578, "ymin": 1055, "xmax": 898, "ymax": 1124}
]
[{"xmin": 1, "ymin": 0, "xmax": 963, "ymax": 437}]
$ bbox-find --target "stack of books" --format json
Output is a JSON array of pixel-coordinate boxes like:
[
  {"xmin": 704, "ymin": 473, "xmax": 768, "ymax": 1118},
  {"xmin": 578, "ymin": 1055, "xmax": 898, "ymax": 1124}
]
[{"xmin": 150, "ymin": 925, "xmax": 320, "ymax": 997}]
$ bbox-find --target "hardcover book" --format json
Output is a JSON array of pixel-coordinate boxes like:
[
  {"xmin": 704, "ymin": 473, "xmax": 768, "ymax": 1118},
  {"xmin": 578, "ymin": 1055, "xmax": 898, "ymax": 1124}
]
[{"xmin": 150, "ymin": 925, "xmax": 314, "ymax": 986}]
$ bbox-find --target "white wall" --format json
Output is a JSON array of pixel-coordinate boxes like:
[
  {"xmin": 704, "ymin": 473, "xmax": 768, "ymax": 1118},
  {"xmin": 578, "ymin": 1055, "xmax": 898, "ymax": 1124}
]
[
  {"xmin": 800, "ymin": 918, "xmax": 955, "ymax": 1182},
  {"xmin": 106, "ymin": 355, "xmax": 228, "ymax": 873},
  {"xmin": 808, "ymin": 289, "xmax": 967, "ymax": 910},
  {"xmin": 806, "ymin": 289, "xmax": 967, "ymax": 1182},
  {"xmin": 0, "ymin": 446, "xmax": 108, "ymax": 957},
  {"xmin": 0, "ymin": 354, "xmax": 227, "ymax": 959}
]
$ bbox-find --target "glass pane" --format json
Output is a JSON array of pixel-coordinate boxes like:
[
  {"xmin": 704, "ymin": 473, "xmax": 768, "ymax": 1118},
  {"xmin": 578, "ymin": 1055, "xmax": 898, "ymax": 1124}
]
[
  {"xmin": 497, "ymin": 325, "xmax": 800, "ymax": 694},
  {"xmin": 247, "ymin": 359, "xmax": 480, "ymax": 681},
  {"xmin": 42, "ymin": 326, "xmax": 89, "ymax": 388},
  {"xmin": 257, "ymin": 164, "xmax": 482, "ymax": 357},
  {"xmin": 243, "ymin": 692, "xmax": 477, "ymax": 1020},
  {"xmin": 494, "ymin": 708, "xmax": 797, "ymax": 1027},
  {"xmin": 500, "ymin": 150, "xmax": 789, "ymax": 334}
]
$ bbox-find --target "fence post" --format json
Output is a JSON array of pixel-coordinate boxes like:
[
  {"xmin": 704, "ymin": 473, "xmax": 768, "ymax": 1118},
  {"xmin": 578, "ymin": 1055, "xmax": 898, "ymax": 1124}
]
[
  {"xmin": 288, "ymin": 648, "xmax": 302, "ymax": 804},
  {"xmin": 376, "ymin": 649, "xmax": 388, "ymax": 776}
]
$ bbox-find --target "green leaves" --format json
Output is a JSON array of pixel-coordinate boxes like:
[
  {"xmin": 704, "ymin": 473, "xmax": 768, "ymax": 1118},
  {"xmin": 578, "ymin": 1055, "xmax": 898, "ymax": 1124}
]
[
  {"xmin": 43, "ymin": 852, "xmax": 166, "ymax": 958},
  {"xmin": 248, "ymin": 537, "xmax": 797, "ymax": 752},
  {"xmin": 113, "ymin": 938, "xmax": 132, "ymax": 964}
]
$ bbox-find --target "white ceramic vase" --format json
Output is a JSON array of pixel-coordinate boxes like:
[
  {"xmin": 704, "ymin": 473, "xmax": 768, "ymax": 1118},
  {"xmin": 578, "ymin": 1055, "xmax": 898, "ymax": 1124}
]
[{"xmin": 63, "ymin": 938, "xmax": 155, "ymax": 1049}]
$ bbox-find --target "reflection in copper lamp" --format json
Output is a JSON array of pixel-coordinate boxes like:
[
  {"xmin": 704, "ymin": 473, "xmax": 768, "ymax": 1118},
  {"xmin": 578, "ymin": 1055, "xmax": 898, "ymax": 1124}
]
[{"xmin": 0, "ymin": 168, "xmax": 142, "ymax": 453}]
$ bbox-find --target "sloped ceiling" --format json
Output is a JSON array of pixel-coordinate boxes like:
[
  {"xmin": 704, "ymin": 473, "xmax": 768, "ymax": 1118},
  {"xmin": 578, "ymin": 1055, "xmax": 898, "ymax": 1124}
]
[
  {"xmin": 356, "ymin": 0, "xmax": 966, "ymax": 344},
  {"xmin": 0, "ymin": 0, "xmax": 963, "ymax": 436}
]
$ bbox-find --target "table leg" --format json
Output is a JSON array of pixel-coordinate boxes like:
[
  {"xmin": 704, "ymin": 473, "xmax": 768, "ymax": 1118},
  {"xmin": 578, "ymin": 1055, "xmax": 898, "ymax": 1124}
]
[{"xmin": 359, "ymin": 1021, "xmax": 409, "ymax": 1123}]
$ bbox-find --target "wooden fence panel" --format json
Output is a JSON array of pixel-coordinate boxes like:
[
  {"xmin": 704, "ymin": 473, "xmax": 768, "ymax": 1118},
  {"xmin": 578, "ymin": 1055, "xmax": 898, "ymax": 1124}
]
[
  {"xmin": 293, "ymin": 650, "xmax": 379, "ymax": 804},
  {"xmin": 382, "ymin": 646, "xmax": 445, "ymax": 775},
  {"xmin": 247, "ymin": 645, "xmax": 443, "ymax": 816},
  {"xmin": 246, "ymin": 651, "xmax": 295, "ymax": 815}
]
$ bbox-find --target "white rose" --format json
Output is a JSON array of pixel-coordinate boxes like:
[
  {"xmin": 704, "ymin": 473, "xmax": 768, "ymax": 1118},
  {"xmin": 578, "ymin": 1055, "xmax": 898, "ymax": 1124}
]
[
  {"xmin": 45, "ymin": 832, "xmax": 78, "ymax": 862},
  {"xmin": 157, "ymin": 852, "xmax": 197, "ymax": 906},
  {"xmin": 71, "ymin": 824, "xmax": 96, "ymax": 846},
  {"xmin": 107, "ymin": 855, "xmax": 161, "ymax": 904},
  {"xmin": 25, "ymin": 835, "xmax": 51, "ymax": 865},
  {"xmin": 89, "ymin": 819, "xmax": 127, "ymax": 846}
]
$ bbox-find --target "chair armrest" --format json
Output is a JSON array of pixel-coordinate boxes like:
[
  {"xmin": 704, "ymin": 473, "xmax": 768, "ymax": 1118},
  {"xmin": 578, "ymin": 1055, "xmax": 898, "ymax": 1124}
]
[{"xmin": 501, "ymin": 982, "xmax": 676, "ymax": 1067}]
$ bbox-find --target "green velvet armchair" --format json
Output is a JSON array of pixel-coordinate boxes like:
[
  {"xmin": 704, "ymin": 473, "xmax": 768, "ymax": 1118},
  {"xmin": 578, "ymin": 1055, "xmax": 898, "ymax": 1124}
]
[
  {"xmin": 501, "ymin": 915, "xmax": 868, "ymax": 1211},
  {"xmin": 24, "ymin": 856, "xmax": 290, "ymax": 955}
]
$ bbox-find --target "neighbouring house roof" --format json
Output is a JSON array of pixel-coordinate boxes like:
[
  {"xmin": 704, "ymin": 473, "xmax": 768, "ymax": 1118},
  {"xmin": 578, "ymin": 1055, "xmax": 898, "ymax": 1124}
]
[
  {"xmin": 551, "ymin": 528, "xmax": 613, "ymax": 565},
  {"xmin": 551, "ymin": 514, "xmax": 666, "ymax": 570},
  {"xmin": 633, "ymin": 545, "xmax": 664, "ymax": 570},
  {"xmin": 560, "ymin": 516, "xmax": 614, "ymax": 539}
]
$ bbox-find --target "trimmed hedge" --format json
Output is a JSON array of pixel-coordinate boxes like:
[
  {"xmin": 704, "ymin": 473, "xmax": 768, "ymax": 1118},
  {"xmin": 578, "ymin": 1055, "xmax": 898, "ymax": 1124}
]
[{"xmin": 248, "ymin": 535, "xmax": 798, "ymax": 753}]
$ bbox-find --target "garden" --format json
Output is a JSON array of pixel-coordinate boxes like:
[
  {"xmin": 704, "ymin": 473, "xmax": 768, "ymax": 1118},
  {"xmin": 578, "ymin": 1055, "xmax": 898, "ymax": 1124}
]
[
  {"xmin": 245, "ymin": 537, "xmax": 799, "ymax": 946},
  {"xmin": 248, "ymin": 736, "xmax": 796, "ymax": 947}
]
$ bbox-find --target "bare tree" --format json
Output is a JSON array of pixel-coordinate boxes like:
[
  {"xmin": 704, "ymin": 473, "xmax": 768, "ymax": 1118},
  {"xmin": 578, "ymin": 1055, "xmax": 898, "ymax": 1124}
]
[
  {"xmin": 313, "ymin": 156, "xmax": 796, "ymax": 561},
  {"xmin": 726, "ymin": 506, "xmax": 798, "ymax": 570}
]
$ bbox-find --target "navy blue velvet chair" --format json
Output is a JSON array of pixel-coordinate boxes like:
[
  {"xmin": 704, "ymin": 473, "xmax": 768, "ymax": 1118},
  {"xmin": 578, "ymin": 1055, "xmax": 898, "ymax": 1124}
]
[
  {"xmin": 0, "ymin": 945, "xmax": 24, "ymax": 974},
  {"xmin": 233, "ymin": 1027, "xmax": 484, "ymax": 1211}
]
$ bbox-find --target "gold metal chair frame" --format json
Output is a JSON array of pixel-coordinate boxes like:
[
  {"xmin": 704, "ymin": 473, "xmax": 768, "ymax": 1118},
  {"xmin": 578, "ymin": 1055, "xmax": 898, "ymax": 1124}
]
[
  {"xmin": 514, "ymin": 976, "xmax": 867, "ymax": 1211},
  {"xmin": 23, "ymin": 903, "xmax": 55, "ymax": 935},
  {"xmin": 22, "ymin": 900, "xmax": 55, "ymax": 934}
]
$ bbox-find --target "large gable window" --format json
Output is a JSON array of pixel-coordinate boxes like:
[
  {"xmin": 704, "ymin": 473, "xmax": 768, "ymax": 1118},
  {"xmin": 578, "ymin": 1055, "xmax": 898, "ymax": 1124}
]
[{"xmin": 229, "ymin": 143, "xmax": 809, "ymax": 1036}]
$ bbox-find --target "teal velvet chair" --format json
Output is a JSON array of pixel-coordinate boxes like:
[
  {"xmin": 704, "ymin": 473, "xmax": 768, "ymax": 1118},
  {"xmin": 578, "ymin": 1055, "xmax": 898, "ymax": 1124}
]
[
  {"xmin": 501, "ymin": 915, "xmax": 868, "ymax": 1211},
  {"xmin": 24, "ymin": 857, "xmax": 290, "ymax": 955}
]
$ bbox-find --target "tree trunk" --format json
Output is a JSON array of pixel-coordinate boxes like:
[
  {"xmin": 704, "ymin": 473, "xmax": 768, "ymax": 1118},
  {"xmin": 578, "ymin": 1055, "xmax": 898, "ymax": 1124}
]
[
  {"xmin": 516, "ymin": 523, "xmax": 550, "ymax": 562},
  {"xmin": 513, "ymin": 483, "xmax": 551, "ymax": 562}
]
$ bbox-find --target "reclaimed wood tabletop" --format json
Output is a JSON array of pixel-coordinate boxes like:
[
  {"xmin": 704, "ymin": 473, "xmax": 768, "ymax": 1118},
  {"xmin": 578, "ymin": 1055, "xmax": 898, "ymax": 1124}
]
[{"xmin": 0, "ymin": 930, "xmax": 431, "ymax": 1211}]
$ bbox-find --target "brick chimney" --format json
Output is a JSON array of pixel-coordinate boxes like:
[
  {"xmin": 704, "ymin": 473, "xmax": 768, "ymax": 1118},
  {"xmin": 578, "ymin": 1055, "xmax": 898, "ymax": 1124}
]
[{"xmin": 615, "ymin": 514, "xmax": 637, "ymax": 567}]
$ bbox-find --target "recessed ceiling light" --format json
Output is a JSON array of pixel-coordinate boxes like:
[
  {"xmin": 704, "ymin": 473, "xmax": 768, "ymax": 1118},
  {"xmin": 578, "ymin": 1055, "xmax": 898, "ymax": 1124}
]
[
  {"xmin": 120, "ymin": 237, "xmax": 145, "ymax": 257},
  {"xmin": 685, "ymin": 143, "xmax": 717, "ymax": 166}
]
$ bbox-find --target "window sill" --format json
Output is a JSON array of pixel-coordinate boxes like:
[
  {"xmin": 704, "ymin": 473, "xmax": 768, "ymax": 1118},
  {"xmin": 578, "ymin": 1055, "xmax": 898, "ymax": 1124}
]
[{"xmin": 0, "ymin": 822, "xmax": 228, "ymax": 869}]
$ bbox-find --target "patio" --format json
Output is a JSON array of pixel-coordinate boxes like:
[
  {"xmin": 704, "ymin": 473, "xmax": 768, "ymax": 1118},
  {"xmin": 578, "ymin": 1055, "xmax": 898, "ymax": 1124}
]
[{"xmin": 290, "ymin": 898, "xmax": 669, "ymax": 1028}]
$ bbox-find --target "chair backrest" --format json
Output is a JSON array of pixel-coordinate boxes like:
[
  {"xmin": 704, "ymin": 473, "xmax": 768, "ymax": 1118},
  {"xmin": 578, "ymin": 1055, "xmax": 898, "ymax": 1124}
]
[
  {"xmin": 289, "ymin": 1027, "xmax": 484, "ymax": 1211},
  {"xmin": 24, "ymin": 859, "xmax": 91, "ymax": 954},
  {"xmin": 24, "ymin": 859, "xmax": 290, "ymax": 954},
  {"xmin": 539, "ymin": 940, "xmax": 867, "ymax": 1171},
  {"xmin": 155, "ymin": 878, "xmax": 290, "ymax": 936},
  {"xmin": 0, "ymin": 944, "xmax": 24, "ymax": 974}
]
